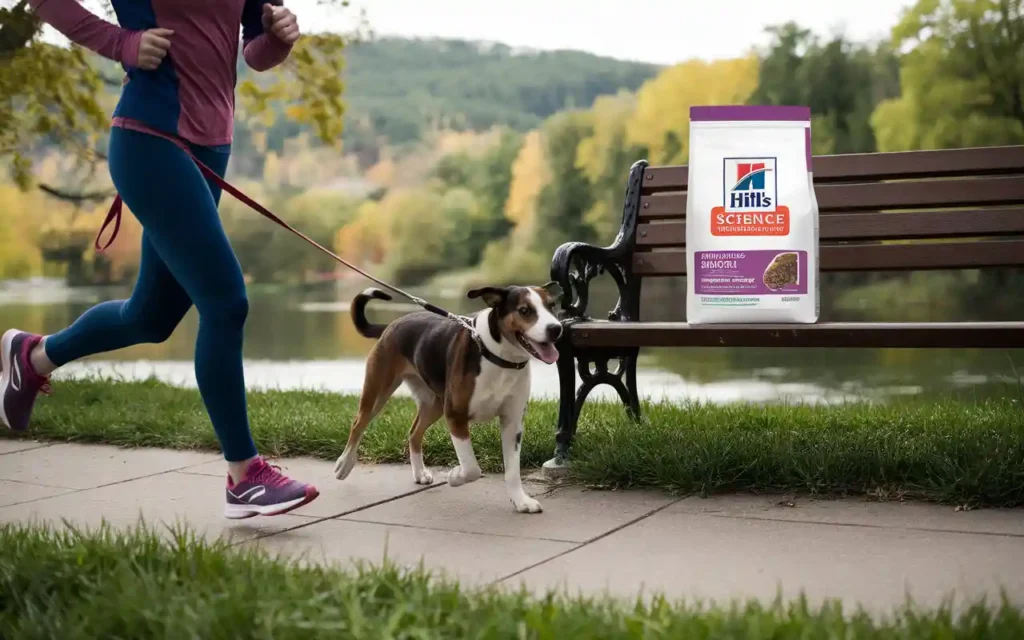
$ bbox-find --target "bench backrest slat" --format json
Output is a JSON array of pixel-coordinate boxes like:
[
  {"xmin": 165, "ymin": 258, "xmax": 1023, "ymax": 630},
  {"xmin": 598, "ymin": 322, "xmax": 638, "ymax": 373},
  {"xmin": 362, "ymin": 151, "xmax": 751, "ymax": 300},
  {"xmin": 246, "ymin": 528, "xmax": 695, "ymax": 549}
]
[
  {"xmin": 639, "ymin": 176, "xmax": 1024, "ymax": 219},
  {"xmin": 634, "ymin": 239, "xmax": 1024, "ymax": 275},
  {"xmin": 642, "ymin": 145, "xmax": 1024, "ymax": 191},
  {"xmin": 637, "ymin": 207, "xmax": 1024, "ymax": 247},
  {"xmin": 631, "ymin": 145, "xmax": 1024, "ymax": 276}
]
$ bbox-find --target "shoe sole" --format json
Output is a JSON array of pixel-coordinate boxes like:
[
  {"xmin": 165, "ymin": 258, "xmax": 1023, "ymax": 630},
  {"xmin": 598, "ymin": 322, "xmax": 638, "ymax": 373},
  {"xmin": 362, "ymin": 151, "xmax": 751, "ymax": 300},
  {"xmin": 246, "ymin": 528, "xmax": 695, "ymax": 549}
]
[
  {"xmin": 224, "ymin": 488, "xmax": 320, "ymax": 520},
  {"xmin": 0, "ymin": 329, "xmax": 17, "ymax": 430}
]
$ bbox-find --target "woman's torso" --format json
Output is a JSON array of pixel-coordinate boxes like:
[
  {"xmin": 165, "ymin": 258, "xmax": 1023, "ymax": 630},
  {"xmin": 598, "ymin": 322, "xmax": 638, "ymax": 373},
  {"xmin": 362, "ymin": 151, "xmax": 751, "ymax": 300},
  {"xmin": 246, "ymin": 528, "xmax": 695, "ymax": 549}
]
[{"xmin": 111, "ymin": 0, "xmax": 251, "ymax": 147}]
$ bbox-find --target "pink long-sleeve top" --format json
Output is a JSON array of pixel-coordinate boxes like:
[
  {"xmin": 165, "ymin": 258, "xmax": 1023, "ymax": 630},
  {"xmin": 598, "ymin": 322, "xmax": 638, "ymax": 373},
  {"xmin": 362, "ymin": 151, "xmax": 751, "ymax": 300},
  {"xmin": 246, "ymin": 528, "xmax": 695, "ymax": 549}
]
[{"xmin": 30, "ymin": 0, "xmax": 293, "ymax": 147}]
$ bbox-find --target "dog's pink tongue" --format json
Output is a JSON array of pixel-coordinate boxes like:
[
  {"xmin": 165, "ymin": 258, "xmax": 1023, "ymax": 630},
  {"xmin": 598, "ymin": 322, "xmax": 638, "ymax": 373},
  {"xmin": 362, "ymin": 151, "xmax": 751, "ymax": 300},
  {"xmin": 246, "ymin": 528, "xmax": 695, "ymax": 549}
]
[{"xmin": 537, "ymin": 341, "xmax": 559, "ymax": 364}]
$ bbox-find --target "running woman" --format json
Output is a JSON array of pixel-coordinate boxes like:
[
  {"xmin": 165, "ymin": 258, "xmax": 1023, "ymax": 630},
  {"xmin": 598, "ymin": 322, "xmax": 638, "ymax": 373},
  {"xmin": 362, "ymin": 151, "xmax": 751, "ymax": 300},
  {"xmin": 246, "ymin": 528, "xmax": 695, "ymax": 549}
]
[{"xmin": 2, "ymin": 0, "xmax": 319, "ymax": 518}]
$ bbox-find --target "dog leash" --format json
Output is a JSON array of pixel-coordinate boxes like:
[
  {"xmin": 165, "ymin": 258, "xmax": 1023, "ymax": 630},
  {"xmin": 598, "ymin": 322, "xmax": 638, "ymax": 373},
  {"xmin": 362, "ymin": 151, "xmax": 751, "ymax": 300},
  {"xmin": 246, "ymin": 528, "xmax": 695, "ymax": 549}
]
[{"xmin": 93, "ymin": 138, "xmax": 478, "ymax": 337}]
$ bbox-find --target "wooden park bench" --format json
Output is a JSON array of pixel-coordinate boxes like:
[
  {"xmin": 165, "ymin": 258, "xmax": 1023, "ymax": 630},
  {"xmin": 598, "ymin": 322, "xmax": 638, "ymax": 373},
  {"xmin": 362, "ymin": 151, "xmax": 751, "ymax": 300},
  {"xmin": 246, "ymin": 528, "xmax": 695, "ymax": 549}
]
[{"xmin": 545, "ymin": 144, "xmax": 1024, "ymax": 467}]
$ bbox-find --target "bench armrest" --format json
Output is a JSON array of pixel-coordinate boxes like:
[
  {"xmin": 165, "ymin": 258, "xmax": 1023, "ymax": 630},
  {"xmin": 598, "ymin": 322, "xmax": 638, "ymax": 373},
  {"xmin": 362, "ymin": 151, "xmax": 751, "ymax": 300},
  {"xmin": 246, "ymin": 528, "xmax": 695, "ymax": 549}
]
[
  {"xmin": 550, "ymin": 159, "xmax": 648, "ymax": 322},
  {"xmin": 550, "ymin": 241, "xmax": 630, "ymax": 321}
]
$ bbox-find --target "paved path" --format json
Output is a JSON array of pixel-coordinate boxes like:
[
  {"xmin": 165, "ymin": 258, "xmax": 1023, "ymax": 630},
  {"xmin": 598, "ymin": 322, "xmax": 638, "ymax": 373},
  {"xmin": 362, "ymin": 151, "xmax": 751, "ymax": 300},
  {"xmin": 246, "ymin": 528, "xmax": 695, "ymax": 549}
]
[{"xmin": 1, "ymin": 439, "xmax": 1022, "ymax": 613}]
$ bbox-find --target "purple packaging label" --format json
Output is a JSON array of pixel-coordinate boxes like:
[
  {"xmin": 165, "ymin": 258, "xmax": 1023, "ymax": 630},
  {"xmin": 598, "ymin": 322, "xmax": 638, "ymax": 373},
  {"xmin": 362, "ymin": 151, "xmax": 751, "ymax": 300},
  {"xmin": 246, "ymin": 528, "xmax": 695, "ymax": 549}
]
[
  {"xmin": 690, "ymin": 105, "xmax": 811, "ymax": 122},
  {"xmin": 694, "ymin": 250, "xmax": 808, "ymax": 295}
]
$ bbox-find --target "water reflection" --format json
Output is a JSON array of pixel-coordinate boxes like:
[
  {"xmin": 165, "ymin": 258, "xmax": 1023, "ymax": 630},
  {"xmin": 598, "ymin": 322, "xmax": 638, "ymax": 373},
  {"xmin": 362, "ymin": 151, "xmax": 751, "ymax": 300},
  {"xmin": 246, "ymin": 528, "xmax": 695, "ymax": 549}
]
[{"xmin": 1, "ymin": 278, "xmax": 1021, "ymax": 404}]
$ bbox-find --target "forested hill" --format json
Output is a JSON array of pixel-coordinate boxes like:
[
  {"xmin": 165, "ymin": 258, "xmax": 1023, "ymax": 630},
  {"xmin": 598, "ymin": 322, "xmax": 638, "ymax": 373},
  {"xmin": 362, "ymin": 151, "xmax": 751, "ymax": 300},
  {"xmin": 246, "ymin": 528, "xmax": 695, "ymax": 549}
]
[{"xmin": 338, "ymin": 37, "xmax": 661, "ymax": 149}]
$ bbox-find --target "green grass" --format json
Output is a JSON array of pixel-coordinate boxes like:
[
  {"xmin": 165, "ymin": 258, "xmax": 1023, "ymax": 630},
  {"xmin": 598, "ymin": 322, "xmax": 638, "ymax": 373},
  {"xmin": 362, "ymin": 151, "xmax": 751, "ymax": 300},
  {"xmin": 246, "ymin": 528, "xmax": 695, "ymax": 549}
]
[
  {"xmin": 0, "ymin": 522, "xmax": 1020, "ymax": 639},
  {"xmin": 9, "ymin": 378, "xmax": 1024, "ymax": 507}
]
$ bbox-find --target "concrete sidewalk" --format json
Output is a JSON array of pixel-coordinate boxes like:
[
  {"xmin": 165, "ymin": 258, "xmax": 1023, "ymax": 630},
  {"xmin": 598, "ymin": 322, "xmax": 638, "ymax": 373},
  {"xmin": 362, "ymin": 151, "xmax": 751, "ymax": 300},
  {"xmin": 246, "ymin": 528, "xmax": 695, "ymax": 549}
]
[{"xmin": 1, "ymin": 439, "xmax": 1023, "ymax": 613}]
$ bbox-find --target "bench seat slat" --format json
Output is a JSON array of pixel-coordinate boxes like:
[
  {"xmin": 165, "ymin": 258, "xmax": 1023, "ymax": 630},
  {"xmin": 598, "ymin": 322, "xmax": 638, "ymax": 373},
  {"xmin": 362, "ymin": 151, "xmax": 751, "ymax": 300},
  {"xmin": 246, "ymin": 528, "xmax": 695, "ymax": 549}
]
[
  {"xmin": 633, "ymin": 239, "xmax": 1024, "ymax": 275},
  {"xmin": 641, "ymin": 146, "xmax": 1024, "ymax": 191},
  {"xmin": 636, "ymin": 208, "xmax": 1024, "ymax": 247},
  {"xmin": 570, "ymin": 321, "xmax": 1024, "ymax": 349}
]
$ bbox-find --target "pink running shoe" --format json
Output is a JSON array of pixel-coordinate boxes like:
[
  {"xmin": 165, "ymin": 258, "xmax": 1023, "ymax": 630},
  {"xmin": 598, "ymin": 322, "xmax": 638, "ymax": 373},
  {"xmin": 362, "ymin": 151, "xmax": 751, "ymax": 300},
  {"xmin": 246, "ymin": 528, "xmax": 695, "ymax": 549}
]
[
  {"xmin": 1, "ymin": 330, "xmax": 51, "ymax": 432},
  {"xmin": 225, "ymin": 456, "xmax": 320, "ymax": 519}
]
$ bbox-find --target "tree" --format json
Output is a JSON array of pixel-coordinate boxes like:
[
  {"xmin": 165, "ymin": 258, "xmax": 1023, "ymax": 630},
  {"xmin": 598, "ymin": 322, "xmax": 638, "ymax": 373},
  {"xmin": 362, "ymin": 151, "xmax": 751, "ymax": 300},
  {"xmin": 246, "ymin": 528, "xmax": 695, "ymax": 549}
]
[
  {"xmin": 467, "ymin": 129, "xmax": 521, "ymax": 259},
  {"xmin": 0, "ymin": 1, "xmax": 108, "ymax": 191},
  {"xmin": 339, "ymin": 37, "xmax": 659, "ymax": 150},
  {"xmin": 431, "ymin": 128, "xmax": 523, "ymax": 266},
  {"xmin": 223, "ymin": 184, "xmax": 360, "ymax": 284},
  {"xmin": 470, "ymin": 128, "xmax": 552, "ymax": 284},
  {"xmin": 575, "ymin": 91, "xmax": 643, "ymax": 239},
  {"xmin": 379, "ymin": 189, "xmax": 455, "ymax": 285},
  {"xmin": 1, "ymin": 0, "xmax": 359, "ymax": 283},
  {"xmin": 625, "ymin": 55, "xmax": 760, "ymax": 165},
  {"xmin": 533, "ymin": 110, "xmax": 595, "ymax": 251},
  {"xmin": 1, "ymin": 0, "xmax": 357, "ymax": 195},
  {"xmin": 0, "ymin": 184, "xmax": 45, "ymax": 279},
  {"xmin": 871, "ymin": 0, "xmax": 1024, "ymax": 151},
  {"xmin": 504, "ymin": 130, "xmax": 550, "ymax": 230},
  {"xmin": 478, "ymin": 111, "xmax": 597, "ymax": 284},
  {"xmin": 334, "ymin": 199, "xmax": 389, "ymax": 270},
  {"xmin": 750, "ymin": 22, "xmax": 900, "ymax": 154}
]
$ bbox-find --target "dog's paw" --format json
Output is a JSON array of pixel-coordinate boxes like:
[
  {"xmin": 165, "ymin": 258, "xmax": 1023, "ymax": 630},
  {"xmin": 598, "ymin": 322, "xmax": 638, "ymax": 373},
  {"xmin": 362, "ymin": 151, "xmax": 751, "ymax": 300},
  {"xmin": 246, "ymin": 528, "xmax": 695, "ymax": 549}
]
[
  {"xmin": 414, "ymin": 468, "xmax": 434, "ymax": 485},
  {"xmin": 333, "ymin": 451, "xmax": 356, "ymax": 480},
  {"xmin": 511, "ymin": 495, "xmax": 543, "ymax": 514},
  {"xmin": 446, "ymin": 465, "xmax": 481, "ymax": 487}
]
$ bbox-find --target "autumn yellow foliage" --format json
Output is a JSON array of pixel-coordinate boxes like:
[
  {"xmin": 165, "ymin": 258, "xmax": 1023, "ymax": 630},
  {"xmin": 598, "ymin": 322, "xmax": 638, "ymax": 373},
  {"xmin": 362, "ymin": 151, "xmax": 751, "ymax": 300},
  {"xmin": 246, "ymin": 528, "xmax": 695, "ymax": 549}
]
[
  {"xmin": 504, "ymin": 130, "xmax": 550, "ymax": 229},
  {"xmin": 625, "ymin": 55, "xmax": 760, "ymax": 165}
]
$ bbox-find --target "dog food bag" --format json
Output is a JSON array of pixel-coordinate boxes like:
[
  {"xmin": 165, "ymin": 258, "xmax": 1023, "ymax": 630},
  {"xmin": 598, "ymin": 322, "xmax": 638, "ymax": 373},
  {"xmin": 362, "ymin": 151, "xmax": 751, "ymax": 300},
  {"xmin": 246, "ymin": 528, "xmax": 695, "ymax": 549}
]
[{"xmin": 685, "ymin": 105, "xmax": 819, "ymax": 324}]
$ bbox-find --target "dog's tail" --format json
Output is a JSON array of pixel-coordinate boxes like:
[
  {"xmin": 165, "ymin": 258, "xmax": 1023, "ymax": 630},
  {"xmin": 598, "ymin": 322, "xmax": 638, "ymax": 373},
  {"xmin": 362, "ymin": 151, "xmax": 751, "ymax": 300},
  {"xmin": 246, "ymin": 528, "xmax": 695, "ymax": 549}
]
[{"xmin": 351, "ymin": 287, "xmax": 392, "ymax": 339}]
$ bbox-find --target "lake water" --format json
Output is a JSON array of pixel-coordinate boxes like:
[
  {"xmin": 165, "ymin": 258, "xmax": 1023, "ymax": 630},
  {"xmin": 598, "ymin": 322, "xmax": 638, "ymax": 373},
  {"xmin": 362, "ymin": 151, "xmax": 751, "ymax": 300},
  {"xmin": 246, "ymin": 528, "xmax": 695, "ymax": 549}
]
[{"xmin": 1, "ymin": 277, "xmax": 1021, "ymax": 405}]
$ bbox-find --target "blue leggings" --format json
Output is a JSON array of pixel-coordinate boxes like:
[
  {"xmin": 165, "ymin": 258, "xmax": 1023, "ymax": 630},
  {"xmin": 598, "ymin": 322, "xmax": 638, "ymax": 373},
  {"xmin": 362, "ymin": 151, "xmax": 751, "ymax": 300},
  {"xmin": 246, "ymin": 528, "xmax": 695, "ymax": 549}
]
[{"xmin": 46, "ymin": 127, "xmax": 257, "ymax": 462}]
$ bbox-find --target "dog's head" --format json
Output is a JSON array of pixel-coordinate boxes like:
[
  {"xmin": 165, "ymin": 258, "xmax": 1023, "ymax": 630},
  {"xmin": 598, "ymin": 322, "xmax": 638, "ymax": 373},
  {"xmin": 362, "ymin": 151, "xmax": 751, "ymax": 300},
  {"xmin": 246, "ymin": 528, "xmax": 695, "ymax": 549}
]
[{"xmin": 466, "ymin": 282, "xmax": 563, "ymax": 364}]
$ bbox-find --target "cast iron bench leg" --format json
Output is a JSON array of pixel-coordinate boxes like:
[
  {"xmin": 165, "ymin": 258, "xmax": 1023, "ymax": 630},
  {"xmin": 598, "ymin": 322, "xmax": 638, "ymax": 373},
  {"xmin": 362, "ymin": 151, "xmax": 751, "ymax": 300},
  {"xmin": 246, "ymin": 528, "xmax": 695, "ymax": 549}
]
[{"xmin": 546, "ymin": 340, "xmax": 641, "ymax": 471}]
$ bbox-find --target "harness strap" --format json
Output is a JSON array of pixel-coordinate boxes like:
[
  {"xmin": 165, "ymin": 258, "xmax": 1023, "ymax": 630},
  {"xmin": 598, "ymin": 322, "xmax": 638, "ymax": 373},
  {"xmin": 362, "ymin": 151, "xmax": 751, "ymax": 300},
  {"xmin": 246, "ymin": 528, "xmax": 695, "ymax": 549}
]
[
  {"xmin": 476, "ymin": 337, "xmax": 528, "ymax": 370},
  {"xmin": 456, "ymin": 315, "xmax": 528, "ymax": 370},
  {"xmin": 94, "ymin": 135, "xmax": 473, "ymax": 333}
]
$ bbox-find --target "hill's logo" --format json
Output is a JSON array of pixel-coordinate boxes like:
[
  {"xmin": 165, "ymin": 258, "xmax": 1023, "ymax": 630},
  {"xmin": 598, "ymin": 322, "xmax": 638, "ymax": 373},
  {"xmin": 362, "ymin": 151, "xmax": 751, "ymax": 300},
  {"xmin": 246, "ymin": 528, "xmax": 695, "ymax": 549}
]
[
  {"xmin": 726, "ymin": 158, "xmax": 775, "ymax": 212},
  {"xmin": 711, "ymin": 157, "xmax": 789, "ymax": 236}
]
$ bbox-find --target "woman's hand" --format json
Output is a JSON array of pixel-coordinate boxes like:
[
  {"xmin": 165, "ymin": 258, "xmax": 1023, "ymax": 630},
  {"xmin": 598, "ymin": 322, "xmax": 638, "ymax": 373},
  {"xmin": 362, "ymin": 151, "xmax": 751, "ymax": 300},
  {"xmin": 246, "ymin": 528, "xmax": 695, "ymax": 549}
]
[
  {"xmin": 137, "ymin": 28, "xmax": 173, "ymax": 70},
  {"xmin": 262, "ymin": 4, "xmax": 300, "ymax": 45}
]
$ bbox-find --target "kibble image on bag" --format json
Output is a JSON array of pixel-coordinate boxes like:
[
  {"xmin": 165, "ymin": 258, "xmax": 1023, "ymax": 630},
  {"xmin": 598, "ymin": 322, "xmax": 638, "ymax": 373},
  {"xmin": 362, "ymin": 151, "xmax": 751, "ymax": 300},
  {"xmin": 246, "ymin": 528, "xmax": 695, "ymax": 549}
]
[{"xmin": 763, "ymin": 252, "xmax": 799, "ymax": 290}]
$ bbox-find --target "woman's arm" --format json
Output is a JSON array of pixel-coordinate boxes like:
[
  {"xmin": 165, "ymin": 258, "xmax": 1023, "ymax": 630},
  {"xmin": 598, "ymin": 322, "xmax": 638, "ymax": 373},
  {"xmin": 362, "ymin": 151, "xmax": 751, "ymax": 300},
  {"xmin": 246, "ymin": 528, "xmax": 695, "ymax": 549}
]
[
  {"xmin": 241, "ymin": 0, "xmax": 299, "ymax": 72},
  {"xmin": 30, "ymin": 0, "xmax": 141, "ymax": 66}
]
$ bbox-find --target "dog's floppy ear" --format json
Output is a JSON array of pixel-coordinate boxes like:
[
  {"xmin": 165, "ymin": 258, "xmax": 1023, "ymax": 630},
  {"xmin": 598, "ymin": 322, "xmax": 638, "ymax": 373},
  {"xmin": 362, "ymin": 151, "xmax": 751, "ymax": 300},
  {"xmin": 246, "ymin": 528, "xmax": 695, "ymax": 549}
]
[
  {"xmin": 540, "ymin": 281, "xmax": 563, "ymax": 304},
  {"xmin": 467, "ymin": 286, "xmax": 508, "ymax": 308}
]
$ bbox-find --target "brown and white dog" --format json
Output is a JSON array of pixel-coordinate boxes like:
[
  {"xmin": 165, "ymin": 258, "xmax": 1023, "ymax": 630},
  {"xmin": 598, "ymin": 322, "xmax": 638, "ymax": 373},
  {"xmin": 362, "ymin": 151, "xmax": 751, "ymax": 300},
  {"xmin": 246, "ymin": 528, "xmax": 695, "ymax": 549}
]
[{"xmin": 335, "ymin": 283, "xmax": 562, "ymax": 513}]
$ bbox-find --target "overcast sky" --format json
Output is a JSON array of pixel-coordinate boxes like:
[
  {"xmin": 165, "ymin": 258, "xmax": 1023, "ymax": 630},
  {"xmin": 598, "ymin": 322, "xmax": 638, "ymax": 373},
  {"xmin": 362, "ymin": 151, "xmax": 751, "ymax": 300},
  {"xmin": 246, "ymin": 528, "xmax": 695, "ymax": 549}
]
[
  {"xmin": 37, "ymin": 0, "xmax": 916, "ymax": 65},
  {"xmin": 314, "ymin": 0, "xmax": 917, "ymax": 64}
]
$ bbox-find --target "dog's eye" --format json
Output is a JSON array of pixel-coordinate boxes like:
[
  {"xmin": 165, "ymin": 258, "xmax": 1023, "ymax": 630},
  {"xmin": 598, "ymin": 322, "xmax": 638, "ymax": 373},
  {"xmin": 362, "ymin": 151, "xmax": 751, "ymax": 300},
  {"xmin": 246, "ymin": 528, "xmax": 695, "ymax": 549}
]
[{"xmin": 518, "ymin": 306, "xmax": 531, "ymax": 316}]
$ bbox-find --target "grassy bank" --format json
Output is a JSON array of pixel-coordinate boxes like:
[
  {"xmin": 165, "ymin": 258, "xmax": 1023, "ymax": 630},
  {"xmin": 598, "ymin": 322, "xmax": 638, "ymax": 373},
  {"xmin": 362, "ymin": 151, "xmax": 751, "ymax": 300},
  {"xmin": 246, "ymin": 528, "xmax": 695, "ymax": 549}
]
[
  {"xmin": 10, "ymin": 378, "xmax": 1024, "ymax": 506},
  {"xmin": 0, "ymin": 523, "xmax": 1020, "ymax": 638}
]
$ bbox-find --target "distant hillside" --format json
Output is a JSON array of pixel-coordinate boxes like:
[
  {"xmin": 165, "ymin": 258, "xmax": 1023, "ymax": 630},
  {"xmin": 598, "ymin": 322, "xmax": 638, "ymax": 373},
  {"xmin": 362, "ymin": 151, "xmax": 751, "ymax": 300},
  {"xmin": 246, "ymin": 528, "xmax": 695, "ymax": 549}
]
[
  {"xmin": 83, "ymin": 37, "xmax": 662, "ymax": 175},
  {"xmin": 339, "ymin": 37, "xmax": 661, "ymax": 151}
]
